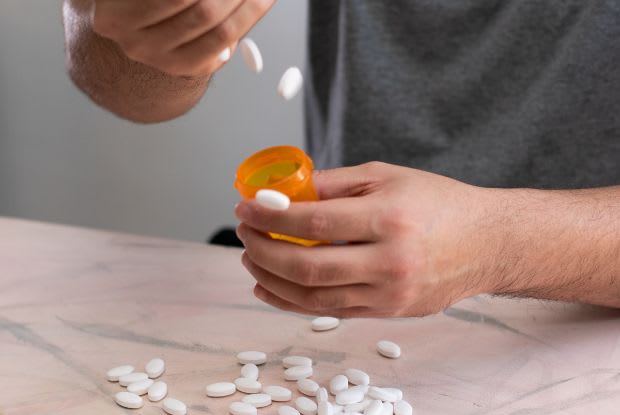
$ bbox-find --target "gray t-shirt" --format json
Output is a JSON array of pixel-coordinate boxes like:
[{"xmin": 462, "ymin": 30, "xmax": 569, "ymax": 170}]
[{"xmin": 305, "ymin": 1, "xmax": 620, "ymax": 189}]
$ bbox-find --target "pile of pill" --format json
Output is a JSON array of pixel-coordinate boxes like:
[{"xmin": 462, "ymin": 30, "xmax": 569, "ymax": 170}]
[
  {"xmin": 227, "ymin": 37, "xmax": 302, "ymax": 101},
  {"xmin": 107, "ymin": 357, "xmax": 190, "ymax": 414},
  {"xmin": 108, "ymin": 318, "xmax": 407, "ymax": 414}
]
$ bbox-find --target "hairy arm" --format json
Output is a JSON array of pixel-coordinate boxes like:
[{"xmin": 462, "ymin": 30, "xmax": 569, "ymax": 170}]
[
  {"xmin": 63, "ymin": 0, "xmax": 210, "ymax": 123},
  {"xmin": 490, "ymin": 186, "xmax": 620, "ymax": 307}
]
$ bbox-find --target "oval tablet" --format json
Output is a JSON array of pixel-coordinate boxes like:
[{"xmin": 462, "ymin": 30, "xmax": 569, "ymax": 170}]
[
  {"xmin": 285, "ymin": 365, "xmax": 313, "ymax": 381},
  {"xmin": 345, "ymin": 399, "xmax": 371, "ymax": 413},
  {"xmin": 377, "ymin": 340, "xmax": 401, "ymax": 359},
  {"xmin": 279, "ymin": 405, "xmax": 301, "ymax": 415},
  {"xmin": 333, "ymin": 404, "xmax": 344, "ymax": 415},
  {"xmin": 114, "ymin": 391, "xmax": 143, "ymax": 409},
  {"xmin": 367, "ymin": 387, "xmax": 398, "ymax": 403},
  {"xmin": 278, "ymin": 67, "xmax": 303, "ymax": 101},
  {"xmin": 312, "ymin": 317, "xmax": 340, "ymax": 332},
  {"xmin": 127, "ymin": 378, "xmax": 154, "ymax": 395},
  {"xmin": 283, "ymin": 356, "xmax": 313, "ymax": 368},
  {"xmin": 345, "ymin": 369, "xmax": 370, "ymax": 386},
  {"xmin": 230, "ymin": 401, "xmax": 258, "ymax": 415},
  {"xmin": 107, "ymin": 365, "xmax": 134, "ymax": 382},
  {"xmin": 235, "ymin": 377, "xmax": 262, "ymax": 394},
  {"xmin": 119, "ymin": 372, "xmax": 148, "ymax": 387},
  {"xmin": 383, "ymin": 388, "xmax": 403, "ymax": 401},
  {"xmin": 237, "ymin": 351, "xmax": 267, "ymax": 365},
  {"xmin": 242, "ymin": 393, "xmax": 272, "ymax": 408},
  {"xmin": 207, "ymin": 382, "xmax": 237, "ymax": 397},
  {"xmin": 329, "ymin": 375, "xmax": 348, "ymax": 395},
  {"xmin": 163, "ymin": 398, "xmax": 187, "ymax": 415},
  {"xmin": 297, "ymin": 378, "xmax": 320, "ymax": 396},
  {"xmin": 219, "ymin": 47, "xmax": 232, "ymax": 63},
  {"xmin": 318, "ymin": 401, "xmax": 334, "ymax": 415},
  {"xmin": 241, "ymin": 363, "xmax": 260, "ymax": 380},
  {"xmin": 393, "ymin": 400, "xmax": 413, "ymax": 415},
  {"xmin": 240, "ymin": 38, "xmax": 263, "ymax": 73},
  {"xmin": 263, "ymin": 385, "xmax": 293, "ymax": 402},
  {"xmin": 365, "ymin": 400, "xmax": 383, "ymax": 415},
  {"xmin": 381, "ymin": 402, "xmax": 394, "ymax": 415},
  {"xmin": 336, "ymin": 388, "xmax": 365, "ymax": 406},
  {"xmin": 145, "ymin": 358, "xmax": 165, "ymax": 379},
  {"xmin": 295, "ymin": 396, "xmax": 318, "ymax": 415},
  {"xmin": 316, "ymin": 387, "xmax": 329, "ymax": 403},
  {"xmin": 148, "ymin": 381, "xmax": 168, "ymax": 402},
  {"xmin": 256, "ymin": 189, "xmax": 291, "ymax": 211}
]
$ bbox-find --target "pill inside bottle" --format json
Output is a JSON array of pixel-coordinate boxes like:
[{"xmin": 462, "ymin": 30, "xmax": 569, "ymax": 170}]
[{"xmin": 235, "ymin": 146, "xmax": 322, "ymax": 246}]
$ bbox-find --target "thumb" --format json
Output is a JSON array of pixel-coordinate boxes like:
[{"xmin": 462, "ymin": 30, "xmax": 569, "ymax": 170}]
[{"xmin": 312, "ymin": 164, "xmax": 379, "ymax": 200}]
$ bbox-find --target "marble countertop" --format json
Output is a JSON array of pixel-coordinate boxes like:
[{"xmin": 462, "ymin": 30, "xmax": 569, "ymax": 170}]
[{"xmin": 1, "ymin": 217, "xmax": 620, "ymax": 415}]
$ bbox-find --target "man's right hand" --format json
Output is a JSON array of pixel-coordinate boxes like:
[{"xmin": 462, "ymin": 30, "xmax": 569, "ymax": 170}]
[{"xmin": 91, "ymin": 0, "xmax": 275, "ymax": 77}]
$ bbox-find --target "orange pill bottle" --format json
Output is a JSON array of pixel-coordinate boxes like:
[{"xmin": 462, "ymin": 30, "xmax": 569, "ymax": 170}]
[{"xmin": 235, "ymin": 146, "xmax": 320, "ymax": 246}]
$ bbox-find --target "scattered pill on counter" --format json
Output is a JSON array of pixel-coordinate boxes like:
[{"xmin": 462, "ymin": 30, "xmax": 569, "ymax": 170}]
[
  {"xmin": 311, "ymin": 317, "xmax": 340, "ymax": 332},
  {"xmin": 242, "ymin": 393, "xmax": 273, "ymax": 408},
  {"xmin": 145, "ymin": 358, "xmax": 165, "ymax": 379},
  {"xmin": 283, "ymin": 356, "xmax": 313, "ymax": 368},
  {"xmin": 376, "ymin": 341, "xmax": 401, "ymax": 359},
  {"xmin": 241, "ymin": 363, "xmax": 260, "ymax": 380},
  {"xmin": 127, "ymin": 378, "xmax": 154, "ymax": 395},
  {"xmin": 285, "ymin": 365, "xmax": 313, "ymax": 381},
  {"xmin": 119, "ymin": 372, "xmax": 148, "ymax": 387},
  {"xmin": 263, "ymin": 385, "xmax": 293, "ymax": 402},
  {"xmin": 148, "ymin": 381, "xmax": 168, "ymax": 402},
  {"xmin": 230, "ymin": 401, "xmax": 259, "ymax": 415},
  {"xmin": 163, "ymin": 397, "xmax": 187, "ymax": 415},
  {"xmin": 235, "ymin": 377, "xmax": 263, "ymax": 394},
  {"xmin": 237, "ymin": 351, "xmax": 267, "ymax": 365},
  {"xmin": 207, "ymin": 382, "xmax": 237, "ymax": 397},
  {"xmin": 107, "ymin": 365, "xmax": 134, "ymax": 382},
  {"xmin": 114, "ymin": 391, "xmax": 143, "ymax": 409}
]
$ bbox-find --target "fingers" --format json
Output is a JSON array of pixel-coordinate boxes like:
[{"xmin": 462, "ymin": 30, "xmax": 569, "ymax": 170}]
[
  {"xmin": 137, "ymin": 0, "xmax": 245, "ymax": 52},
  {"xmin": 169, "ymin": 0, "xmax": 274, "ymax": 75},
  {"xmin": 236, "ymin": 197, "xmax": 379, "ymax": 242},
  {"xmin": 237, "ymin": 225, "xmax": 376, "ymax": 286},
  {"xmin": 243, "ymin": 257, "xmax": 374, "ymax": 312},
  {"xmin": 312, "ymin": 163, "xmax": 386, "ymax": 200}
]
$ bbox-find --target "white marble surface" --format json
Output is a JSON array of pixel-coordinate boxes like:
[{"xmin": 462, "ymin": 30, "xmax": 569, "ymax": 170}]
[{"xmin": 1, "ymin": 217, "xmax": 620, "ymax": 415}]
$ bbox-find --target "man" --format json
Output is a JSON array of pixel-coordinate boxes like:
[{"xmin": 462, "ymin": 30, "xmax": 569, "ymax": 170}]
[{"xmin": 64, "ymin": 1, "xmax": 620, "ymax": 317}]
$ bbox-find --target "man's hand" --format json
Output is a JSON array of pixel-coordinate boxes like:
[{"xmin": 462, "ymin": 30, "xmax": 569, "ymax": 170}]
[
  {"xmin": 235, "ymin": 162, "xmax": 620, "ymax": 317},
  {"xmin": 91, "ymin": 0, "xmax": 275, "ymax": 76},
  {"xmin": 235, "ymin": 162, "xmax": 501, "ymax": 317}
]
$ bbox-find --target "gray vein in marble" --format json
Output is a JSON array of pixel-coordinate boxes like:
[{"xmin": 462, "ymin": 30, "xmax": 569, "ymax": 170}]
[
  {"xmin": 59, "ymin": 317, "xmax": 230, "ymax": 354},
  {"xmin": 0, "ymin": 317, "xmax": 125, "ymax": 413},
  {"xmin": 444, "ymin": 307, "xmax": 549, "ymax": 346}
]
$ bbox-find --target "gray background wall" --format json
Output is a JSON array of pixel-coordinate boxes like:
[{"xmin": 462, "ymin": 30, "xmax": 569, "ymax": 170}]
[{"xmin": 0, "ymin": 1, "xmax": 307, "ymax": 242}]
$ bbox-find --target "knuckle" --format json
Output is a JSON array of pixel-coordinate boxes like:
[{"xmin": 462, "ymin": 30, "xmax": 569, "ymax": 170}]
[
  {"xmin": 376, "ymin": 206, "xmax": 415, "ymax": 236},
  {"xmin": 303, "ymin": 209, "xmax": 329, "ymax": 239},
  {"xmin": 214, "ymin": 19, "xmax": 237, "ymax": 44},
  {"xmin": 191, "ymin": 1, "xmax": 217, "ymax": 25},
  {"xmin": 385, "ymin": 251, "xmax": 415, "ymax": 283},
  {"xmin": 303, "ymin": 290, "xmax": 324, "ymax": 311},
  {"xmin": 293, "ymin": 257, "xmax": 320, "ymax": 287}
]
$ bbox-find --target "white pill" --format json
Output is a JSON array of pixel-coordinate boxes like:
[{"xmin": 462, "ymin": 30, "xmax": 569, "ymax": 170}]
[
  {"xmin": 348, "ymin": 385, "xmax": 369, "ymax": 395},
  {"xmin": 235, "ymin": 377, "xmax": 262, "ymax": 394},
  {"xmin": 256, "ymin": 189, "xmax": 291, "ymax": 211},
  {"xmin": 364, "ymin": 400, "xmax": 383, "ymax": 415},
  {"xmin": 240, "ymin": 38, "xmax": 263, "ymax": 73},
  {"xmin": 333, "ymin": 404, "xmax": 344, "ymax": 414},
  {"xmin": 312, "ymin": 317, "xmax": 340, "ymax": 332},
  {"xmin": 119, "ymin": 372, "xmax": 148, "ymax": 387},
  {"xmin": 241, "ymin": 363, "xmax": 260, "ymax": 380},
  {"xmin": 336, "ymin": 389, "xmax": 365, "ymax": 406},
  {"xmin": 285, "ymin": 365, "xmax": 313, "ymax": 381},
  {"xmin": 106, "ymin": 365, "xmax": 134, "ymax": 382},
  {"xmin": 230, "ymin": 401, "xmax": 258, "ymax": 415},
  {"xmin": 377, "ymin": 341, "xmax": 401, "ymax": 359},
  {"xmin": 367, "ymin": 387, "xmax": 399, "ymax": 403},
  {"xmin": 345, "ymin": 369, "xmax": 369, "ymax": 386},
  {"xmin": 319, "ymin": 401, "xmax": 334, "ymax": 415},
  {"xmin": 279, "ymin": 405, "xmax": 301, "ymax": 415},
  {"xmin": 297, "ymin": 378, "xmax": 320, "ymax": 396},
  {"xmin": 207, "ymin": 382, "xmax": 237, "ymax": 397},
  {"xmin": 345, "ymin": 399, "xmax": 371, "ymax": 413},
  {"xmin": 127, "ymin": 378, "xmax": 154, "ymax": 395},
  {"xmin": 383, "ymin": 388, "xmax": 403, "ymax": 401},
  {"xmin": 219, "ymin": 47, "xmax": 232, "ymax": 63},
  {"xmin": 329, "ymin": 375, "xmax": 349, "ymax": 395},
  {"xmin": 148, "ymin": 381, "xmax": 168, "ymax": 402},
  {"xmin": 114, "ymin": 391, "xmax": 143, "ymax": 409},
  {"xmin": 145, "ymin": 358, "xmax": 165, "ymax": 379},
  {"xmin": 163, "ymin": 398, "xmax": 187, "ymax": 415},
  {"xmin": 238, "ymin": 351, "xmax": 267, "ymax": 365},
  {"xmin": 316, "ymin": 387, "xmax": 329, "ymax": 403},
  {"xmin": 243, "ymin": 393, "xmax": 272, "ymax": 408},
  {"xmin": 381, "ymin": 402, "xmax": 394, "ymax": 415},
  {"xmin": 296, "ymin": 396, "xmax": 318, "ymax": 415},
  {"xmin": 263, "ymin": 385, "xmax": 293, "ymax": 402},
  {"xmin": 283, "ymin": 355, "xmax": 313, "ymax": 368},
  {"xmin": 278, "ymin": 67, "xmax": 303, "ymax": 100},
  {"xmin": 393, "ymin": 401, "xmax": 413, "ymax": 415}
]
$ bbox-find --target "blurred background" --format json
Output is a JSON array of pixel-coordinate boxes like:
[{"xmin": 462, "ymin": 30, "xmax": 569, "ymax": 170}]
[{"xmin": 0, "ymin": 1, "xmax": 307, "ymax": 242}]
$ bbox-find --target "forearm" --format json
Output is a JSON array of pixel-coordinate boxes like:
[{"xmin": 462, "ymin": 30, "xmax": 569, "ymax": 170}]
[
  {"xmin": 62, "ymin": 0, "xmax": 209, "ymax": 123},
  {"xmin": 489, "ymin": 186, "xmax": 620, "ymax": 307}
]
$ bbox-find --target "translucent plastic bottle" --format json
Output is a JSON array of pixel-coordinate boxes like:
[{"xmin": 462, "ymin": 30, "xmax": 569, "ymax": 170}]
[{"xmin": 235, "ymin": 145, "xmax": 321, "ymax": 246}]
